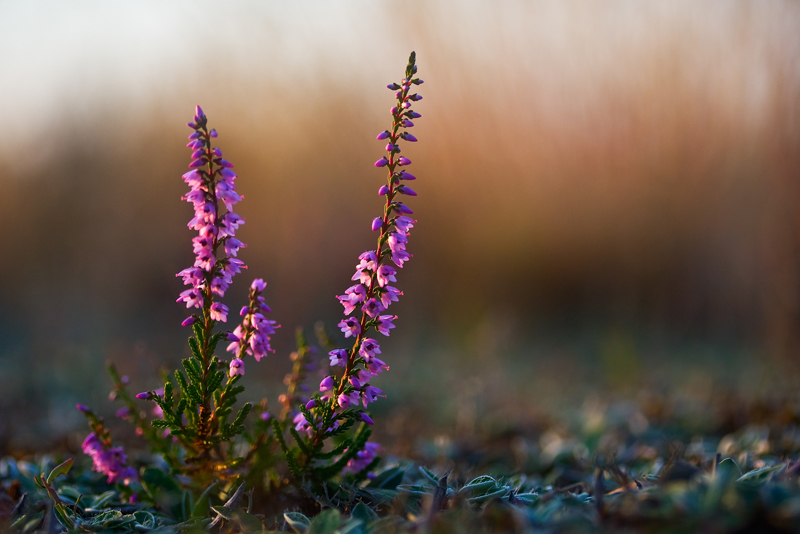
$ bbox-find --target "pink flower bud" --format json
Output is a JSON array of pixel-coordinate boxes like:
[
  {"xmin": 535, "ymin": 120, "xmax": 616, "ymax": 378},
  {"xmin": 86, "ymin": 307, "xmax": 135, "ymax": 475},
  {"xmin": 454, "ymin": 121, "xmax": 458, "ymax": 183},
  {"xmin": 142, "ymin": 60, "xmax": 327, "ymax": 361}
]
[
  {"xmin": 378, "ymin": 185, "xmax": 389, "ymax": 196},
  {"xmin": 398, "ymin": 157, "xmax": 411, "ymax": 166},
  {"xmin": 376, "ymin": 130, "xmax": 390, "ymax": 140},
  {"xmin": 374, "ymin": 157, "xmax": 388, "ymax": 168},
  {"xmin": 371, "ymin": 217, "xmax": 383, "ymax": 231}
]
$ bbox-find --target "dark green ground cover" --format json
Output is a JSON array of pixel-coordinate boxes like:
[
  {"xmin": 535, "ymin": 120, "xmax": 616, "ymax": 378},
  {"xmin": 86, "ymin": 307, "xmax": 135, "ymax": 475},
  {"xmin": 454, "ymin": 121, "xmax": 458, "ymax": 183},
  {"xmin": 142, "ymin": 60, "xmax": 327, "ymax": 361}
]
[{"xmin": 4, "ymin": 393, "xmax": 800, "ymax": 533}]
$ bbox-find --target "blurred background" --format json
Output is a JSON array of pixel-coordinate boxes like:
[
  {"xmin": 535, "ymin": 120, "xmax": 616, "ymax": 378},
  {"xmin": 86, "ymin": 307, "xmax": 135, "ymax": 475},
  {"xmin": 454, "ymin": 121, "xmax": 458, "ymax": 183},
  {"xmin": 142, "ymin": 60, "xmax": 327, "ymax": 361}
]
[{"xmin": 1, "ymin": 0, "xmax": 800, "ymax": 453}]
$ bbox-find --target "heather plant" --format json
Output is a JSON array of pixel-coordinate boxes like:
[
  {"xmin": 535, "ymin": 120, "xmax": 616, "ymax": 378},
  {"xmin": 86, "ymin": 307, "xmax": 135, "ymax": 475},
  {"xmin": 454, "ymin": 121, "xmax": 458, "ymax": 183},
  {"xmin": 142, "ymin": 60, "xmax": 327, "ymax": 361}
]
[
  {"xmin": 73, "ymin": 106, "xmax": 279, "ymax": 490},
  {"xmin": 53, "ymin": 51, "xmax": 424, "ymax": 520},
  {"xmin": 274, "ymin": 52, "xmax": 424, "ymax": 488}
]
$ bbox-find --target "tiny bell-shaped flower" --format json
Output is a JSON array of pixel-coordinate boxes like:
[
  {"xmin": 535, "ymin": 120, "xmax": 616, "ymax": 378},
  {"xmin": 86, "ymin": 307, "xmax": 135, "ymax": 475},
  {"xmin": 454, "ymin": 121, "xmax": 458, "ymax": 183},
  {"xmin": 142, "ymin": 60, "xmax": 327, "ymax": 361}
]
[
  {"xmin": 378, "ymin": 185, "xmax": 389, "ymax": 196},
  {"xmin": 229, "ymin": 358, "xmax": 245, "ymax": 377},
  {"xmin": 371, "ymin": 217, "xmax": 383, "ymax": 231},
  {"xmin": 374, "ymin": 157, "xmax": 389, "ymax": 168},
  {"xmin": 376, "ymin": 130, "xmax": 390, "ymax": 140}
]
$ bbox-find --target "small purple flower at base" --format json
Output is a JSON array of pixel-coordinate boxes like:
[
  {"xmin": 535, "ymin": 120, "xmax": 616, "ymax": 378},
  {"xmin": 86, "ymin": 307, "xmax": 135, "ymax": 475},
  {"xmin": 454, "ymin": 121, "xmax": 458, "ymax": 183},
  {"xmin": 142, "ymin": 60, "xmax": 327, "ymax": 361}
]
[
  {"xmin": 329, "ymin": 349, "xmax": 348, "ymax": 367},
  {"xmin": 342, "ymin": 442, "xmax": 382, "ymax": 474},
  {"xmin": 399, "ymin": 171, "xmax": 416, "ymax": 180},
  {"xmin": 376, "ymin": 315, "xmax": 397, "ymax": 337},
  {"xmin": 338, "ymin": 317, "xmax": 362, "ymax": 338},
  {"xmin": 358, "ymin": 412, "xmax": 374, "ymax": 425},
  {"xmin": 371, "ymin": 217, "xmax": 383, "ymax": 231},
  {"xmin": 260, "ymin": 412, "xmax": 271, "ymax": 421},
  {"xmin": 229, "ymin": 358, "xmax": 245, "ymax": 377},
  {"xmin": 378, "ymin": 185, "xmax": 389, "ymax": 196},
  {"xmin": 397, "ymin": 157, "xmax": 412, "ymax": 166},
  {"xmin": 374, "ymin": 157, "xmax": 389, "ymax": 167},
  {"xmin": 408, "ymin": 111, "xmax": 422, "ymax": 118},
  {"xmin": 181, "ymin": 316, "xmax": 198, "ymax": 327},
  {"xmin": 82, "ymin": 433, "xmax": 103, "ymax": 456},
  {"xmin": 401, "ymin": 132, "xmax": 418, "ymax": 142},
  {"xmin": 135, "ymin": 392, "xmax": 152, "ymax": 400},
  {"xmin": 82, "ymin": 433, "xmax": 137, "ymax": 485},
  {"xmin": 305, "ymin": 399, "xmax": 318, "ymax": 410},
  {"xmin": 376, "ymin": 130, "xmax": 390, "ymax": 140}
]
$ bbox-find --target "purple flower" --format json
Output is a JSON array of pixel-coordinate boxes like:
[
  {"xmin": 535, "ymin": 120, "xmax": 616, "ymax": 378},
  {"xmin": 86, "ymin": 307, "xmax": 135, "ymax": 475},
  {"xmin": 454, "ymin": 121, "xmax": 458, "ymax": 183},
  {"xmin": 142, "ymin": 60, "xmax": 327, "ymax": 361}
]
[
  {"xmin": 82, "ymin": 433, "xmax": 103, "ymax": 456},
  {"xmin": 399, "ymin": 171, "xmax": 415, "ymax": 180},
  {"xmin": 407, "ymin": 111, "xmax": 422, "ymax": 118},
  {"xmin": 82, "ymin": 433, "xmax": 137, "ymax": 485},
  {"xmin": 337, "ymin": 284, "xmax": 367, "ymax": 315},
  {"xmin": 361, "ymin": 298, "xmax": 385, "ymax": 318},
  {"xmin": 210, "ymin": 302, "xmax": 229, "ymax": 322},
  {"xmin": 135, "ymin": 391, "xmax": 152, "ymax": 400},
  {"xmin": 338, "ymin": 317, "xmax": 362, "ymax": 338},
  {"xmin": 401, "ymin": 132, "xmax": 418, "ymax": 142},
  {"xmin": 387, "ymin": 232, "xmax": 408, "ymax": 253},
  {"xmin": 394, "ymin": 216, "xmax": 416, "ymax": 233},
  {"xmin": 294, "ymin": 412, "xmax": 312, "ymax": 436},
  {"xmin": 397, "ymin": 185, "xmax": 417, "ymax": 196},
  {"xmin": 378, "ymin": 286, "xmax": 403, "ymax": 309},
  {"xmin": 365, "ymin": 356, "xmax": 389, "ymax": 375},
  {"xmin": 376, "ymin": 265, "xmax": 397, "ymax": 287},
  {"xmin": 376, "ymin": 315, "xmax": 397, "ymax": 336},
  {"xmin": 181, "ymin": 315, "xmax": 198, "ymax": 327},
  {"xmin": 358, "ymin": 412, "xmax": 374, "ymax": 425},
  {"xmin": 177, "ymin": 288, "xmax": 203, "ymax": 309},
  {"xmin": 374, "ymin": 157, "xmax": 388, "ymax": 167},
  {"xmin": 378, "ymin": 185, "xmax": 389, "ymax": 196},
  {"xmin": 376, "ymin": 130, "xmax": 390, "ymax": 140},
  {"xmin": 342, "ymin": 442, "xmax": 382, "ymax": 474},
  {"xmin": 359, "ymin": 338, "xmax": 381, "ymax": 359},
  {"xmin": 329, "ymin": 349, "xmax": 348, "ymax": 367},
  {"xmin": 229, "ymin": 358, "xmax": 245, "ymax": 377},
  {"xmin": 251, "ymin": 278, "xmax": 267, "ymax": 292},
  {"xmin": 319, "ymin": 376, "xmax": 334, "ymax": 392},
  {"xmin": 371, "ymin": 217, "xmax": 383, "ymax": 231},
  {"xmin": 76, "ymin": 404, "xmax": 90, "ymax": 414},
  {"xmin": 401, "ymin": 119, "xmax": 414, "ymax": 128},
  {"xmin": 392, "ymin": 249, "xmax": 411, "ymax": 268},
  {"xmin": 337, "ymin": 391, "xmax": 360, "ymax": 409},
  {"xmin": 361, "ymin": 386, "xmax": 386, "ymax": 407},
  {"xmin": 116, "ymin": 407, "xmax": 131, "ymax": 419},
  {"xmin": 397, "ymin": 157, "xmax": 412, "ymax": 166}
]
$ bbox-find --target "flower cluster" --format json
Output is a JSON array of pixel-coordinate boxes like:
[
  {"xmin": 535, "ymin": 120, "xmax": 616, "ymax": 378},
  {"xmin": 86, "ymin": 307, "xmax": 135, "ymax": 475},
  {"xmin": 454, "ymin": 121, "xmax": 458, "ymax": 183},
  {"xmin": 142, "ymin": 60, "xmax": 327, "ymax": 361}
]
[
  {"xmin": 176, "ymin": 106, "xmax": 246, "ymax": 327},
  {"xmin": 82, "ymin": 433, "xmax": 137, "ymax": 485},
  {"xmin": 77, "ymin": 404, "xmax": 137, "ymax": 485},
  {"xmin": 293, "ymin": 53, "xmax": 423, "ymax": 459},
  {"xmin": 226, "ymin": 278, "xmax": 279, "ymax": 376}
]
